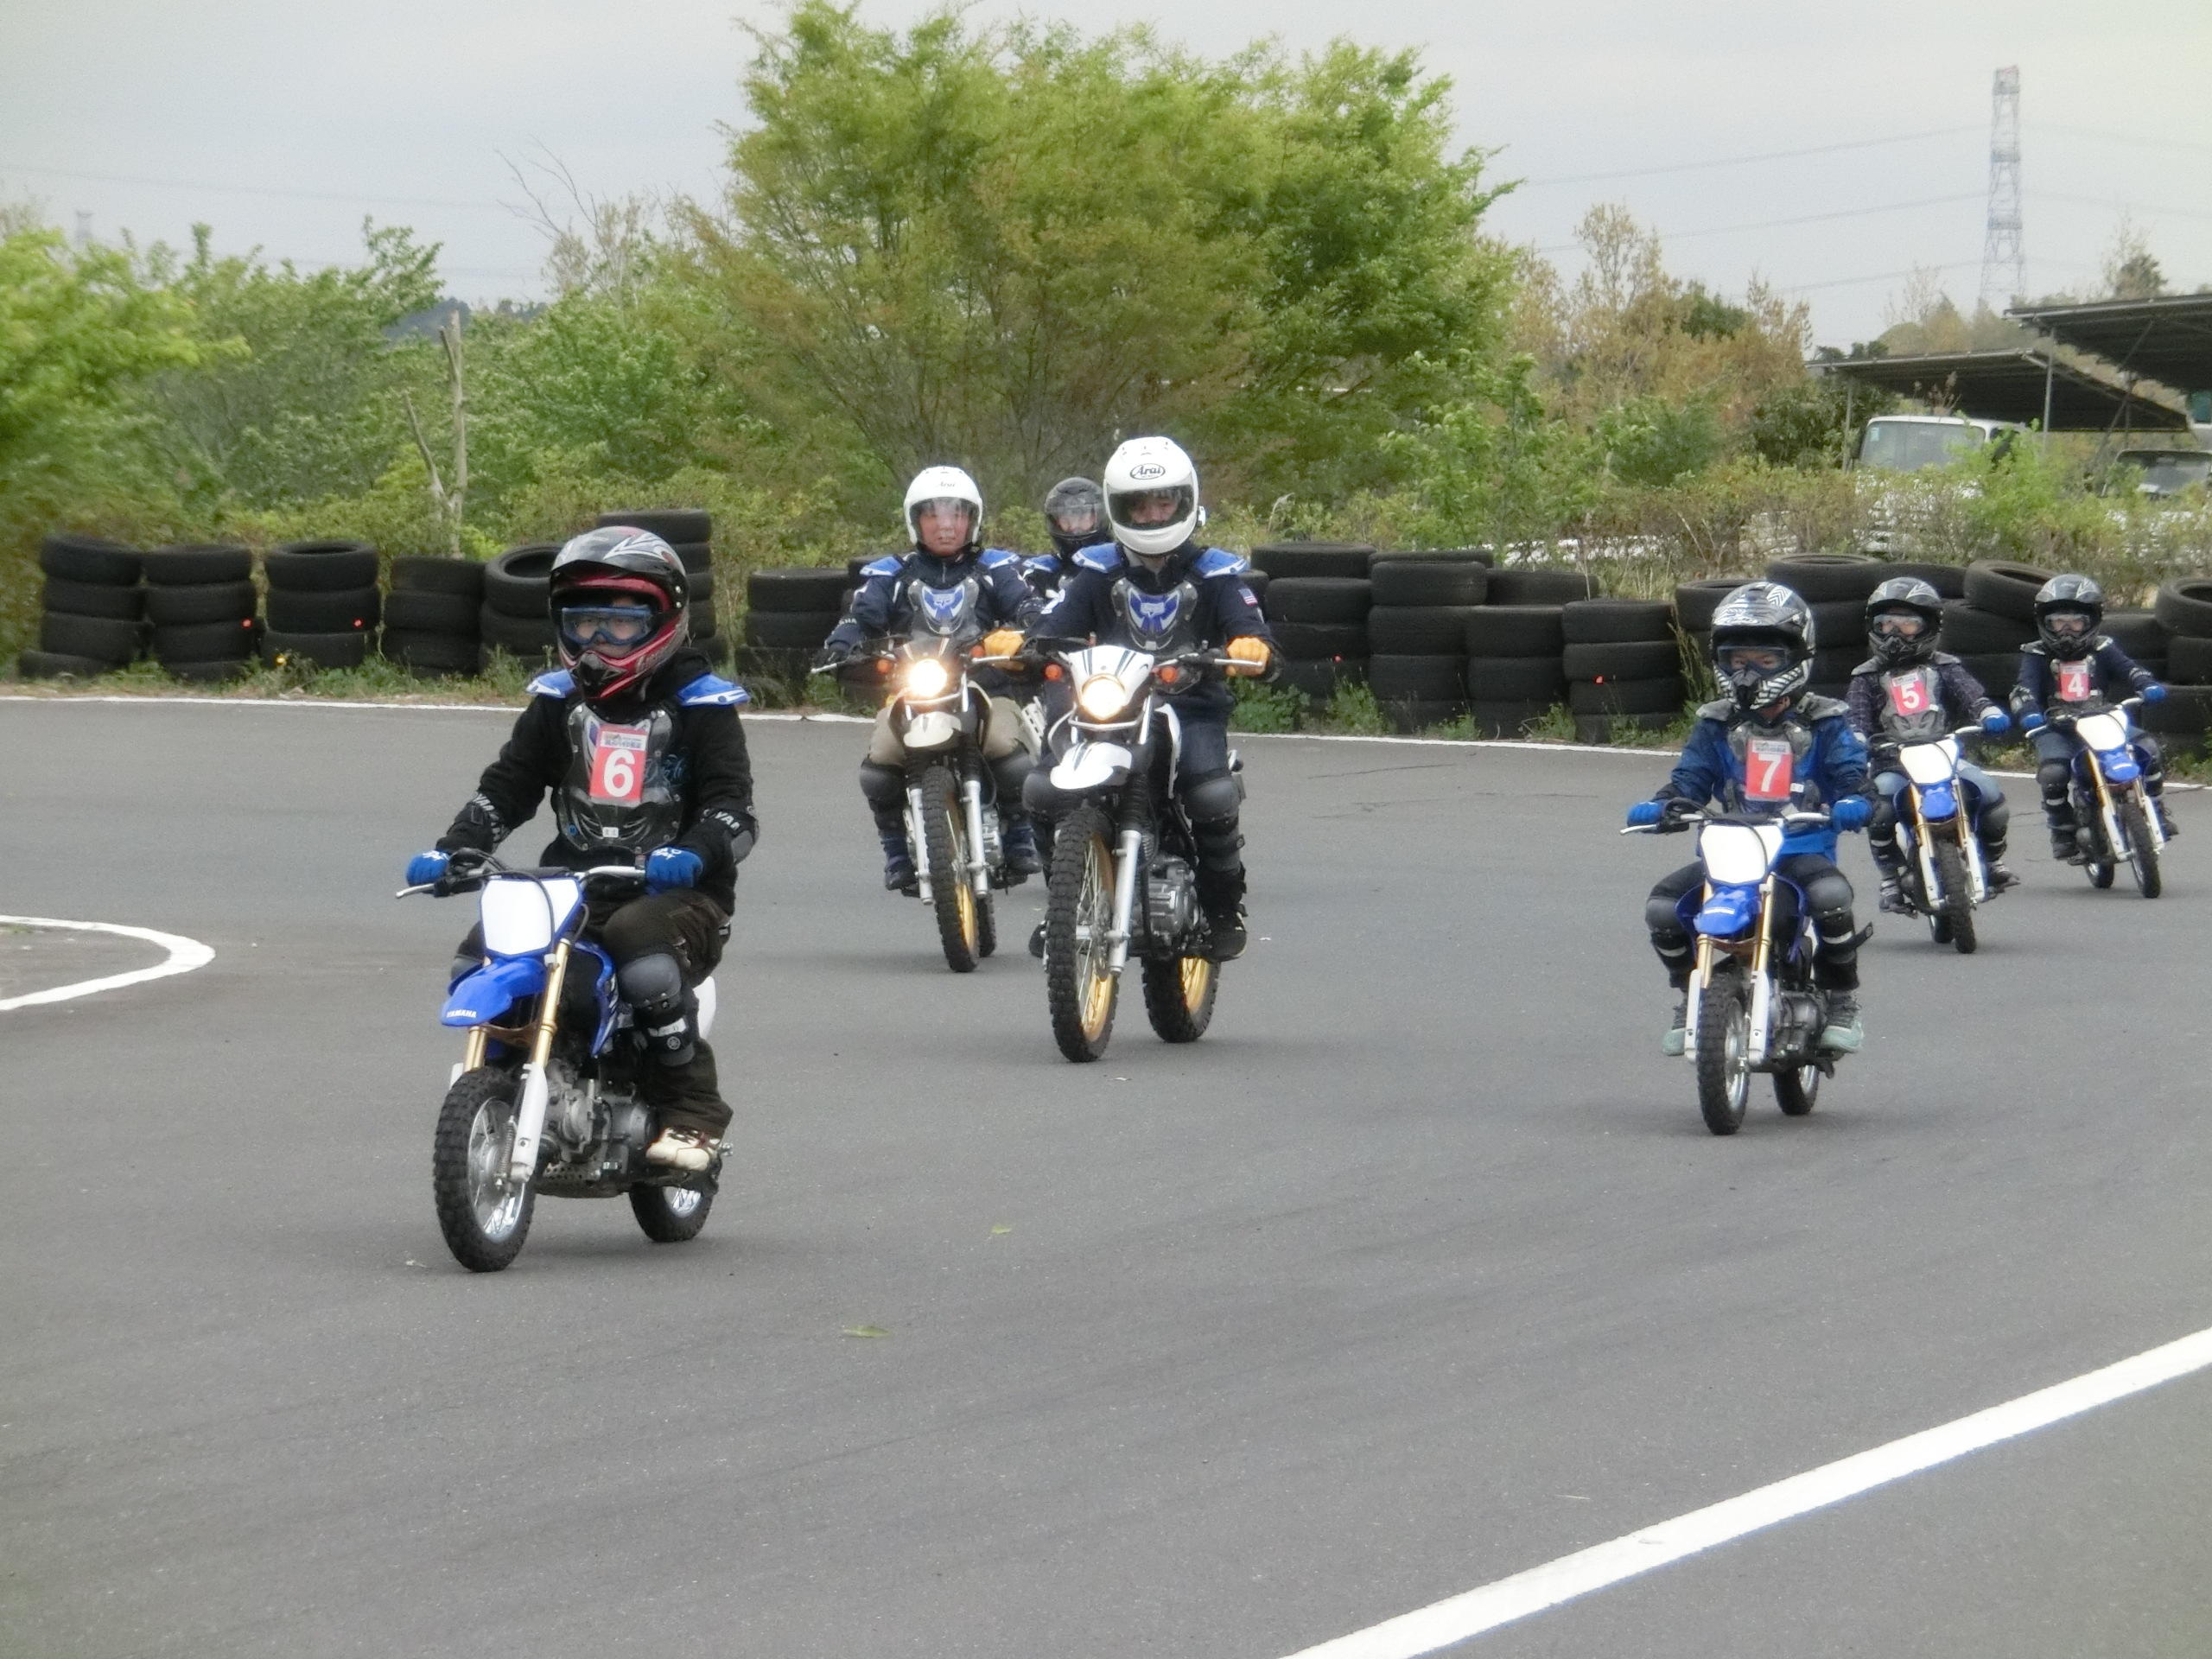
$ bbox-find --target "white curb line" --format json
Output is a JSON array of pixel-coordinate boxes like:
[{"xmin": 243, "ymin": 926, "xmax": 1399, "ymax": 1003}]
[{"xmin": 0, "ymin": 915, "xmax": 215, "ymax": 1011}]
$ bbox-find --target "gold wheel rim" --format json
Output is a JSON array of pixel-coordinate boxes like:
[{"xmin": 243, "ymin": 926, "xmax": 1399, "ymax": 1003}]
[
  {"xmin": 1077, "ymin": 833, "xmax": 1114, "ymax": 1040},
  {"xmin": 1179, "ymin": 956, "xmax": 1212, "ymax": 1009},
  {"xmin": 947, "ymin": 810, "xmax": 976, "ymax": 950}
]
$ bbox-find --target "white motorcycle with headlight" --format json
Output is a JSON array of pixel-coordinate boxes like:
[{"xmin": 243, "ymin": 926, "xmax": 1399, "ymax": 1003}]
[
  {"xmin": 822, "ymin": 636, "xmax": 1026, "ymax": 970},
  {"xmin": 1627, "ymin": 804, "xmax": 1847, "ymax": 1136},
  {"xmin": 1036, "ymin": 643, "xmax": 1239, "ymax": 1062}
]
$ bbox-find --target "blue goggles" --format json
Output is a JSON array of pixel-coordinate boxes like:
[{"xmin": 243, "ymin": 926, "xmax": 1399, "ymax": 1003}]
[{"xmin": 558, "ymin": 603, "xmax": 662, "ymax": 648}]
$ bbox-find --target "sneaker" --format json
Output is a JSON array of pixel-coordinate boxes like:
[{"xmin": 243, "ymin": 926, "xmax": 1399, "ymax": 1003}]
[
  {"xmin": 645, "ymin": 1128, "xmax": 715, "ymax": 1173},
  {"xmin": 1661, "ymin": 995, "xmax": 1688, "ymax": 1057},
  {"xmin": 1986, "ymin": 860, "xmax": 2020, "ymax": 893},
  {"xmin": 2049, "ymin": 824, "xmax": 2083, "ymax": 864},
  {"xmin": 1003, "ymin": 819, "xmax": 1042, "ymax": 875},
  {"xmin": 1818, "ymin": 994, "xmax": 1864, "ymax": 1054},
  {"xmin": 1876, "ymin": 875, "xmax": 1909, "ymax": 915},
  {"xmin": 1203, "ymin": 907, "xmax": 1248, "ymax": 963}
]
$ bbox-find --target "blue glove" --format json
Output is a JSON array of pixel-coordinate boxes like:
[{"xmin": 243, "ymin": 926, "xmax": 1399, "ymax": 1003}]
[
  {"xmin": 1980, "ymin": 708, "xmax": 2010, "ymax": 734},
  {"xmin": 406, "ymin": 850, "xmax": 450, "ymax": 887},
  {"xmin": 1832, "ymin": 798, "xmax": 1873, "ymax": 832},
  {"xmin": 2018, "ymin": 710, "xmax": 2045, "ymax": 732},
  {"xmin": 1625, "ymin": 800, "xmax": 1666, "ymax": 827},
  {"xmin": 2143, "ymin": 682, "xmax": 2167, "ymax": 703},
  {"xmin": 645, "ymin": 846, "xmax": 702, "ymax": 893}
]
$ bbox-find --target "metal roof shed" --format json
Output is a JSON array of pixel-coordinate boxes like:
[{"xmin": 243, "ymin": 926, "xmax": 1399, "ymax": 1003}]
[
  {"xmin": 1816, "ymin": 348, "xmax": 2188, "ymax": 431},
  {"xmin": 2007, "ymin": 293, "xmax": 2212, "ymax": 405}
]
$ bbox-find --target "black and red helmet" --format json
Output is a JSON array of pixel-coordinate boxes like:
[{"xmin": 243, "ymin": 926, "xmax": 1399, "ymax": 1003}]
[{"xmin": 549, "ymin": 526, "xmax": 690, "ymax": 702}]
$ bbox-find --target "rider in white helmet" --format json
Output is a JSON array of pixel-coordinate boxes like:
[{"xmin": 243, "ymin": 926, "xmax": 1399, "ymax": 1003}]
[
  {"xmin": 815, "ymin": 465, "xmax": 1045, "ymax": 890},
  {"xmin": 1024, "ymin": 437, "xmax": 1274, "ymax": 959}
]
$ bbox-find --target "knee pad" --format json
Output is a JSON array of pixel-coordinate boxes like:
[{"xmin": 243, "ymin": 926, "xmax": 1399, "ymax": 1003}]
[
  {"xmin": 1023, "ymin": 769, "xmax": 1071, "ymax": 820},
  {"xmin": 1180, "ymin": 767, "xmax": 1243, "ymax": 825},
  {"xmin": 1645, "ymin": 893, "xmax": 1690, "ymax": 943},
  {"xmin": 1802, "ymin": 872, "xmax": 1855, "ymax": 929},
  {"xmin": 617, "ymin": 952, "xmax": 696, "ymax": 1067},
  {"xmin": 2037, "ymin": 761, "xmax": 2072, "ymax": 803},
  {"xmin": 858, "ymin": 761, "xmax": 904, "ymax": 813},
  {"xmin": 1977, "ymin": 797, "xmax": 2011, "ymax": 844}
]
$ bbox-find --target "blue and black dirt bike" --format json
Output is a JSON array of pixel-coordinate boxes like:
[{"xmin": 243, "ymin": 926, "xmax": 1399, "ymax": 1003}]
[
  {"xmin": 2046, "ymin": 696, "xmax": 2164, "ymax": 899},
  {"xmin": 1628, "ymin": 804, "xmax": 1848, "ymax": 1136},
  {"xmin": 399, "ymin": 849, "xmax": 723, "ymax": 1271},
  {"xmin": 1889, "ymin": 726, "xmax": 2000, "ymax": 954}
]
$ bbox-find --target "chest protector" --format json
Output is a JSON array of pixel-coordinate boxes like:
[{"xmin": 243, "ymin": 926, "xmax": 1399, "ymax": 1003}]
[
  {"xmin": 1878, "ymin": 664, "xmax": 1948, "ymax": 742},
  {"xmin": 1724, "ymin": 715, "xmax": 1823, "ymax": 812},
  {"xmin": 900, "ymin": 573, "xmax": 984, "ymax": 647},
  {"xmin": 557, "ymin": 702, "xmax": 683, "ymax": 855},
  {"xmin": 1108, "ymin": 575, "xmax": 1203, "ymax": 655}
]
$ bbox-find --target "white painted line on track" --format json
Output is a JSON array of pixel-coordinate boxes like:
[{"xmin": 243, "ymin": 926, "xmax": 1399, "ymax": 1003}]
[
  {"xmin": 0, "ymin": 916, "xmax": 215, "ymax": 1011},
  {"xmin": 1282, "ymin": 1322, "xmax": 2212, "ymax": 1657}
]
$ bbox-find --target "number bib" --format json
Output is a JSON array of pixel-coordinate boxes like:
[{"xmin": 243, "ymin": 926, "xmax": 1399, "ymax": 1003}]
[
  {"xmin": 1745, "ymin": 736, "xmax": 1795, "ymax": 803},
  {"xmin": 2054, "ymin": 660, "xmax": 2093, "ymax": 702},
  {"xmin": 1883, "ymin": 665, "xmax": 1946, "ymax": 741},
  {"xmin": 588, "ymin": 723, "xmax": 650, "ymax": 804},
  {"xmin": 1886, "ymin": 668, "xmax": 1935, "ymax": 718}
]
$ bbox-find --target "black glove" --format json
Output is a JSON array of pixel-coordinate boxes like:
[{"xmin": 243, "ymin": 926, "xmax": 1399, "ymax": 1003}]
[{"xmin": 811, "ymin": 643, "xmax": 854, "ymax": 671}]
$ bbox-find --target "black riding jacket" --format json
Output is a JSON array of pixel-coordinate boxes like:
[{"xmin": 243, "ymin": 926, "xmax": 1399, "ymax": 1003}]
[
  {"xmin": 1845, "ymin": 651, "xmax": 1999, "ymax": 766},
  {"xmin": 435, "ymin": 647, "xmax": 757, "ymax": 910},
  {"xmin": 2008, "ymin": 637, "xmax": 2158, "ymax": 722}
]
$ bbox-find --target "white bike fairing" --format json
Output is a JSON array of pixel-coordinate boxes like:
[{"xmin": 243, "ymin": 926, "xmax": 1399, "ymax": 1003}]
[{"xmin": 480, "ymin": 874, "xmax": 583, "ymax": 957}]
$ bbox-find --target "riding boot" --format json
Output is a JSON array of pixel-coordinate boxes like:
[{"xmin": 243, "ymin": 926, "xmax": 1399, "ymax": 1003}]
[
  {"xmin": 1195, "ymin": 862, "xmax": 1248, "ymax": 963},
  {"xmin": 1001, "ymin": 815, "xmax": 1042, "ymax": 875},
  {"xmin": 879, "ymin": 830, "xmax": 916, "ymax": 891}
]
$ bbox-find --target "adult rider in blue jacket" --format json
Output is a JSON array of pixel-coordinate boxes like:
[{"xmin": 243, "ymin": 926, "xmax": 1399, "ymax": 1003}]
[
  {"xmin": 1626, "ymin": 582, "xmax": 1873, "ymax": 1055},
  {"xmin": 813, "ymin": 466, "xmax": 1045, "ymax": 891},
  {"xmin": 1023, "ymin": 436, "xmax": 1273, "ymax": 960},
  {"xmin": 403, "ymin": 528, "xmax": 757, "ymax": 1174}
]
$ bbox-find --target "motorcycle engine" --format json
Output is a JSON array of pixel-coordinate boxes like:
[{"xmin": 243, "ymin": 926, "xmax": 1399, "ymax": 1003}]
[
  {"xmin": 1777, "ymin": 992, "xmax": 1825, "ymax": 1058},
  {"xmin": 1145, "ymin": 855, "xmax": 1198, "ymax": 944}
]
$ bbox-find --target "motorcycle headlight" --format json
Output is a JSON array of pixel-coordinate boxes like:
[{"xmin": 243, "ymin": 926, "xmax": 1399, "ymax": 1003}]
[
  {"xmin": 1077, "ymin": 672, "xmax": 1130, "ymax": 721},
  {"xmin": 903, "ymin": 658, "xmax": 952, "ymax": 699}
]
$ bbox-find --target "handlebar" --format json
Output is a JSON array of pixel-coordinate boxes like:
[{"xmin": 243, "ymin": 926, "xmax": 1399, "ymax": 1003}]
[
  {"xmin": 1621, "ymin": 804, "xmax": 1834, "ymax": 836},
  {"xmin": 2045, "ymin": 695, "xmax": 2145, "ymax": 728},
  {"xmin": 395, "ymin": 848, "xmax": 645, "ymax": 899}
]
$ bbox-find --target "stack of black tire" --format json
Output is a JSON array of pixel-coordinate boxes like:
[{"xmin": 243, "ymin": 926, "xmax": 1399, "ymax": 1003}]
[
  {"xmin": 1671, "ymin": 577, "xmax": 1747, "ymax": 667},
  {"xmin": 143, "ymin": 543, "xmax": 260, "ymax": 680},
  {"xmin": 1562, "ymin": 599, "xmax": 1683, "ymax": 740},
  {"xmin": 479, "ymin": 544, "xmax": 560, "ymax": 668},
  {"xmin": 1252, "ymin": 543, "xmax": 1374, "ymax": 704},
  {"xmin": 744, "ymin": 566, "xmax": 853, "ymax": 678},
  {"xmin": 1459, "ymin": 566, "xmax": 1588, "ymax": 738},
  {"xmin": 382, "ymin": 557, "xmax": 485, "ymax": 677},
  {"xmin": 262, "ymin": 539, "xmax": 379, "ymax": 671},
  {"xmin": 1353, "ymin": 553, "xmax": 1489, "ymax": 729},
  {"xmin": 27, "ymin": 534, "xmax": 144, "ymax": 678},
  {"xmin": 1762, "ymin": 555, "xmax": 1896, "ymax": 699},
  {"xmin": 596, "ymin": 510, "xmax": 721, "ymax": 662},
  {"xmin": 1938, "ymin": 560, "xmax": 2046, "ymax": 696},
  {"xmin": 2151, "ymin": 577, "xmax": 2212, "ymax": 753}
]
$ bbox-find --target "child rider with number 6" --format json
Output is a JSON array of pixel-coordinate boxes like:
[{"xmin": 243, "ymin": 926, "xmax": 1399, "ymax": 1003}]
[
  {"xmin": 401, "ymin": 527, "xmax": 759, "ymax": 1175},
  {"xmin": 1624, "ymin": 582, "xmax": 1874, "ymax": 1057}
]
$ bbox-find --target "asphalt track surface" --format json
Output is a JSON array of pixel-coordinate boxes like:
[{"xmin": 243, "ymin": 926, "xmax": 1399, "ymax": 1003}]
[{"xmin": 3, "ymin": 698, "xmax": 2209, "ymax": 1658}]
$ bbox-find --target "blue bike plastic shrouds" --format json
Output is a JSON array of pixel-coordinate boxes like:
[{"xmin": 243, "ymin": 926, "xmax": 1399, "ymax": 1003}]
[
  {"xmin": 1694, "ymin": 885, "xmax": 1760, "ymax": 938},
  {"xmin": 442, "ymin": 955, "xmax": 546, "ymax": 1027},
  {"xmin": 1917, "ymin": 779, "xmax": 1959, "ymax": 819}
]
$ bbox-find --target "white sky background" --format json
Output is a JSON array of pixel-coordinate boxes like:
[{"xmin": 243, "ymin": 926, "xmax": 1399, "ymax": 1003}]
[{"xmin": 3, "ymin": 0, "xmax": 2207, "ymax": 348}]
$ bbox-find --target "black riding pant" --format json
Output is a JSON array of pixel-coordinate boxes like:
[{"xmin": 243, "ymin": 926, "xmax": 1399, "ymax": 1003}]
[{"xmin": 1645, "ymin": 854, "xmax": 1859, "ymax": 993}]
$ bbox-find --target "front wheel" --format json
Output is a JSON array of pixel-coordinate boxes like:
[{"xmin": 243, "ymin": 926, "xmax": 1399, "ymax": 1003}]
[
  {"xmin": 630, "ymin": 1181, "xmax": 715, "ymax": 1243},
  {"xmin": 2120, "ymin": 798, "xmax": 2163, "ymax": 899},
  {"xmin": 1141, "ymin": 952, "xmax": 1218, "ymax": 1044},
  {"xmin": 1694, "ymin": 970, "xmax": 1751, "ymax": 1137},
  {"xmin": 919, "ymin": 764, "xmax": 982, "ymax": 972},
  {"xmin": 1934, "ymin": 837, "xmax": 1976, "ymax": 955},
  {"xmin": 432, "ymin": 1066, "xmax": 535, "ymax": 1272},
  {"xmin": 1046, "ymin": 802, "xmax": 1119, "ymax": 1061}
]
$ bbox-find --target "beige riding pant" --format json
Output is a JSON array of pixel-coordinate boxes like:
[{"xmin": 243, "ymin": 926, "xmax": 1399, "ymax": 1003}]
[{"xmin": 867, "ymin": 695, "xmax": 1035, "ymax": 766}]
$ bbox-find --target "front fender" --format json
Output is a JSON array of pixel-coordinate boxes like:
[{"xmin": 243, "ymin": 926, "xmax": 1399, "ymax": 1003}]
[
  {"xmin": 1051, "ymin": 741, "xmax": 1132, "ymax": 793},
  {"xmin": 1694, "ymin": 884, "xmax": 1760, "ymax": 938},
  {"xmin": 1915, "ymin": 779, "xmax": 1959, "ymax": 821},
  {"xmin": 442, "ymin": 955, "xmax": 546, "ymax": 1027}
]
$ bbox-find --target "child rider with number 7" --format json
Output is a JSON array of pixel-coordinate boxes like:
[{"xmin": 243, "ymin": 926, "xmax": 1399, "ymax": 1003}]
[
  {"xmin": 401, "ymin": 527, "xmax": 759, "ymax": 1175},
  {"xmin": 1624, "ymin": 582, "xmax": 1875, "ymax": 1058}
]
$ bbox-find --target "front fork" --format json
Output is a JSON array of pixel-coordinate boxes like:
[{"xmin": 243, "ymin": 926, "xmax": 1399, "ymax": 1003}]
[
  {"xmin": 904, "ymin": 782, "xmax": 934, "ymax": 903},
  {"xmin": 503, "ymin": 938, "xmax": 572, "ymax": 1185},
  {"xmin": 961, "ymin": 774, "xmax": 991, "ymax": 897},
  {"xmin": 1684, "ymin": 877, "xmax": 1778, "ymax": 1063}
]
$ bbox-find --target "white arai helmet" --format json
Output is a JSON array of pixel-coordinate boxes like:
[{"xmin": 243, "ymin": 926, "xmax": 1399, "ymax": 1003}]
[
  {"xmin": 902, "ymin": 464, "xmax": 984, "ymax": 550},
  {"xmin": 1103, "ymin": 436, "xmax": 1202, "ymax": 562}
]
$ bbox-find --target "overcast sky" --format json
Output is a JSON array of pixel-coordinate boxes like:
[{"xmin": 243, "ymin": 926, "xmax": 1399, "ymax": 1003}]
[{"xmin": 4, "ymin": 0, "xmax": 2207, "ymax": 347}]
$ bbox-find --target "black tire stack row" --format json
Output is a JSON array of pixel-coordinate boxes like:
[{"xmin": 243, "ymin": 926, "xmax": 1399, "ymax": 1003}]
[
  {"xmin": 262, "ymin": 539, "xmax": 378, "ymax": 671},
  {"xmin": 1561, "ymin": 599, "xmax": 1683, "ymax": 741},
  {"xmin": 2149, "ymin": 578, "xmax": 2212, "ymax": 751},
  {"xmin": 27, "ymin": 535, "xmax": 145, "ymax": 679},
  {"xmin": 383, "ymin": 556, "xmax": 486, "ymax": 677},
  {"xmin": 745, "ymin": 566, "xmax": 855, "ymax": 681}
]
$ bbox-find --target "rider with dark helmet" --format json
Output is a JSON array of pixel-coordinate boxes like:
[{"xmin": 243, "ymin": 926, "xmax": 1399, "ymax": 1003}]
[
  {"xmin": 2009, "ymin": 574, "xmax": 2175, "ymax": 859},
  {"xmin": 403, "ymin": 526, "xmax": 759, "ymax": 1174},
  {"xmin": 1624, "ymin": 582, "xmax": 1874, "ymax": 1055},
  {"xmin": 1845, "ymin": 576, "xmax": 2016, "ymax": 910},
  {"xmin": 814, "ymin": 465, "xmax": 1045, "ymax": 891},
  {"xmin": 1022, "ymin": 476, "xmax": 1107, "ymax": 601}
]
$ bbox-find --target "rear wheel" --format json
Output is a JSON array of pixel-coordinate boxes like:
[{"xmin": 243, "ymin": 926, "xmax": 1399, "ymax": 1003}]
[
  {"xmin": 431, "ymin": 1066, "xmax": 535, "ymax": 1272},
  {"xmin": 920, "ymin": 764, "xmax": 981, "ymax": 972},
  {"xmin": 1141, "ymin": 951, "xmax": 1218, "ymax": 1044},
  {"xmin": 1046, "ymin": 803, "xmax": 1119, "ymax": 1061},
  {"xmin": 630, "ymin": 1181, "xmax": 714, "ymax": 1243},
  {"xmin": 2120, "ymin": 798, "xmax": 2163, "ymax": 899},
  {"xmin": 1694, "ymin": 970, "xmax": 1751, "ymax": 1137},
  {"xmin": 1935, "ymin": 837, "xmax": 1977, "ymax": 955},
  {"xmin": 1773, "ymin": 1060, "xmax": 1821, "ymax": 1116}
]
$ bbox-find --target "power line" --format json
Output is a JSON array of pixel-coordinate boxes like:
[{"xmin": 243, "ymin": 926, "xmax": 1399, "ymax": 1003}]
[
  {"xmin": 1530, "ymin": 192, "xmax": 1981, "ymax": 255},
  {"xmin": 0, "ymin": 159, "xmax": 505, "ymax": 212},
  {"xmin": 1516, "ymin": 125, "xmax": 1978, "ymax": 188},
  {"xmin": 2033, "ymin": 189, "xmax": 2212, "ymax": 225},
  {"xmin": 1773, "ymin": 261, "xmax": 1979, "ymax": 296},
  {"xmin": 2031, "ymin": 122, "xmax": 2212, "ymax": 159}
]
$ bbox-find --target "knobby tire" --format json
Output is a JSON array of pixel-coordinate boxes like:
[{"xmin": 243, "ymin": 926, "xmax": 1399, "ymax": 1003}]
[{"xmin": 1046, "ymin": 803, "xmax": 1118, "ymax": 1062}]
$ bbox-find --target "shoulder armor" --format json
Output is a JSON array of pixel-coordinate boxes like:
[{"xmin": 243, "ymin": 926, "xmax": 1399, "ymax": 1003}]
[
  {"xmin": 1695, "ymin": 697, "xmax": 1734, "ymax": 721},
  {"xmin": 1074, "ymin": 543, "xmax": 1122, "ymax": 574},
  {"xmin": 2021, "ymin": 640, "xmax": 2050, "ymax": 658},
  {"xmin": 1929, "ymin": 650, "xmax": 1961, "ymax": 665},
  {"xmin": 676, "ymin": 672, "xmax": 751, "ymax": 709},
  {"xmin": 1851, "ymin": 658, "xmax": 1882, "ymax": 677},
  {"xmin": 861, "ymin": 555, "xmax": 903, "ymax": 578},
  {"xmin": 1798, "ymin": 693, "xmax": 1850, "ymax": 721},
  {"xmin": 978, "ymin": 548, "xmax": 1020, "ymax": 569},
  {"xmin": 527, "ymin": 669, "xmax": 575, "ymax": 699},
  {"xmin": 1193, "ymin": 547, "xmax": 1250, "ymax": 578},
  {"xmin": 1022, "ymin": 553, "xmax": 1061, "ymax": 575}
]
